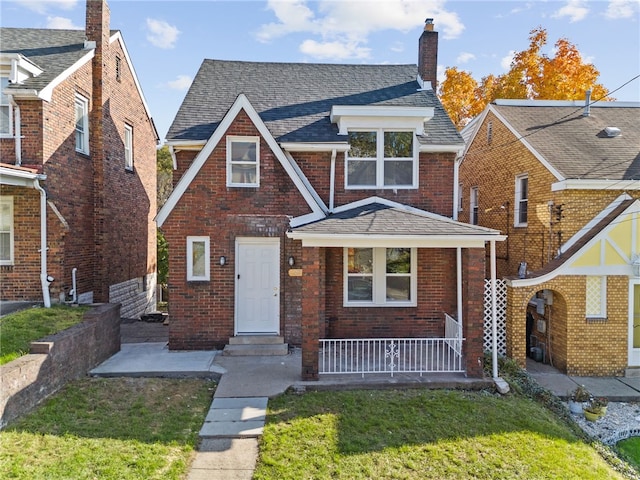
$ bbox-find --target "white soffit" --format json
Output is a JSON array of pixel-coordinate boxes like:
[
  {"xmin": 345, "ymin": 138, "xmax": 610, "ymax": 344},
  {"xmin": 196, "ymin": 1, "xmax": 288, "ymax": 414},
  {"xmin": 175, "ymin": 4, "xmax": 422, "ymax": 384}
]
[{"xmin": 330, "ymin": 105, "xmax": 434, "ymax": 135}]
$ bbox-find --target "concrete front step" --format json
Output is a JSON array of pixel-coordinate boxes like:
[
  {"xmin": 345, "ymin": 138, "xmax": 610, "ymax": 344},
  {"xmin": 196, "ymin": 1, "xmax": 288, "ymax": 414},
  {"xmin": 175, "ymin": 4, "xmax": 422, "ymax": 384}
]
[
  {"xmin": 228, "ymin": 335, "xmax": 285, "ymax": 345},
  {"xmin": 626, "ymin": 367, "xmax": 640, "ymax": 378},
  {"xmin": 222, "ymin": 343, "xmax": 289, "ymax": 356}
]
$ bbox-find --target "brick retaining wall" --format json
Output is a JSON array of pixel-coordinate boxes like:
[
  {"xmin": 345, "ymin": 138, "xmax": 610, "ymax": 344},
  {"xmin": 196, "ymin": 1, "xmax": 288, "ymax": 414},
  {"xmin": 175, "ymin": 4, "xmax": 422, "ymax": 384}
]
[{"xmin": 0, "ymin": 303, "xmax": 120, "ymax": 428}]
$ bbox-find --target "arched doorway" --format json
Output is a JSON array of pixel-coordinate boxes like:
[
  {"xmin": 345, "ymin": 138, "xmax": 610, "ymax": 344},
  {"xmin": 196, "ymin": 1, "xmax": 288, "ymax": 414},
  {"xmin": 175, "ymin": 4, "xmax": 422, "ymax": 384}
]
[{"xmin": 524, "ymin": 288, "xmax": 568, "ymax": 371}]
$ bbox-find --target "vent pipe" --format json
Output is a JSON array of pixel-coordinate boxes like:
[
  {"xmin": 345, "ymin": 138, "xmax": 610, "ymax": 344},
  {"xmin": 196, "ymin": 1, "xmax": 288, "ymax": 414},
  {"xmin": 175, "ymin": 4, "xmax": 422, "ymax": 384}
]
[{"xmin": 583, "ymin": 89, "xmax": 591, "ymax": 116}]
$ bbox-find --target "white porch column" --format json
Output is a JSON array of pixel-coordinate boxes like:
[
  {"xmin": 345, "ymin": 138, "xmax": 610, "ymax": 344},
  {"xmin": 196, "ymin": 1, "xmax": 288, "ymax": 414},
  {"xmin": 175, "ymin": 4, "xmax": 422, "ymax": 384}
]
[
  {"xmin": 490, "ymin": 239, "xmax": 498, "ymax": 379},
  {"xmin": 456, "ymin": 247, "xmax": 462, "ymax": 322}
]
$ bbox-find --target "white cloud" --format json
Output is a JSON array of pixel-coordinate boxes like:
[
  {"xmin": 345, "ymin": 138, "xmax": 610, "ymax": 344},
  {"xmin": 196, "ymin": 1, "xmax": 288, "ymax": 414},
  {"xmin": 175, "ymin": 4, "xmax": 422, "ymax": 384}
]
[
  {"xmin": 552, "ymin": 0, "xmax": 589, "ymax": 22},
  {"xmin": 15, "ymin": 0, "xmax": 77, "ymax": 15},
  {"xmin": 146, "ymin": 18, "xmax": 180, "ymax": 49},
  {"xmin": 167, "ymin": 75, "xmax": 192, "ymax": 91},
  {"xmin": 257, "ymin": 0, "xmax": 464, "ymax": 61},
  {"xmin": 456, "ymin": 52, "xmax": 476, "ymax": 64},
  {"xmin": 605, "ymin": 0, "xmax": 640, "ymax": 19},
  {"xmin": 46, "ymin": 15, "xmax": 80, "ymax": 29},
  {"xmin": 390, "ymin": 41, "xmax": 404, "ymax": 53},
  {"xmin": 300, "ymin": 39, "xmax": 370, "ymax": 60},
  {"xmin": 501, "ymin": 50, "xmax": 516, "ymax": 71}
]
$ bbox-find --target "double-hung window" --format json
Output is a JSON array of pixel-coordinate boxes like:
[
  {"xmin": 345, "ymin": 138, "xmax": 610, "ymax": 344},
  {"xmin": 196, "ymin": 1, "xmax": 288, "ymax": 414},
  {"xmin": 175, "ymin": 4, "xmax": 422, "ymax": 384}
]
[
  {"xmin": 75, "ymin": 94, "xmax": 89, "ymax": 154},
  {"xmin": 186, "ymin": 236, "xmax": 210, "ymax": 281},
  {"xmin": 124, "ymin": 124, "xmax": 133, "ymax": 170},
  {"xmin": 470, "ymin": 187, "xmax": 479, "ymax": 225},
  {"xmin": 0, "ymin": 197, "xmax": 14, "ymax": 265},
  {"xmin": 345, "ymin": 247, "xmax": 416, "ymax": 306},
  {"xmin": 515, "ymin": 174, "xmax": 528, "ymax": 226},
  {"xmin": 227, "ymin": 136, "xmax": 259, "ymax": 187},
  {"xmin": 346, "ymin": 130, "xmax": 415, "ymax": 188},
  {"xmin": 0, "ymin": 77, "xmax": 12, "ymax": 136}
]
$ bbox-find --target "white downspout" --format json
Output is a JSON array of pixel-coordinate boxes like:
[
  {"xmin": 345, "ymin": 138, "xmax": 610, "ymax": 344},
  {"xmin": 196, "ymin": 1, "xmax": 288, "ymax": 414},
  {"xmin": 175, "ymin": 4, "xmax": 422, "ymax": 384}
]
[
  {"xmin": 456, "ymin": 247, "xmax": 462, "ymax": 322},
  {"xmin": 490, "ymin": 240, "xmax": 498, "ymax": 379},
  {"xmin": 329, "ymin": 149, "xmax": 336, "ymax": 212},
  {"xmin": 33, "ymin": 179, "xmax": 51, "ymax": 308},
  {"xmin": 9, "ymin": 96, "xmax": 21, "ymax": 166}
]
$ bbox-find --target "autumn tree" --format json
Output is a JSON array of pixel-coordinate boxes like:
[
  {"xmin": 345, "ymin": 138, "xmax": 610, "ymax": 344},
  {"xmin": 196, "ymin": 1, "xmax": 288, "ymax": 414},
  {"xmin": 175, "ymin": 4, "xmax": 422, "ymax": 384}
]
[{"xmin": 439, "ymin": 27, "xmax": 610, "ymax": 129}]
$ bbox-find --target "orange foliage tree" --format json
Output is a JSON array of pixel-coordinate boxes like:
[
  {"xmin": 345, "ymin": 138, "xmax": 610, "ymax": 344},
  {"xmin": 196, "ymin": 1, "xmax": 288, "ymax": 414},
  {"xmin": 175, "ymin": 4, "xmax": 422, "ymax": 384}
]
[{"xmin": 439, "ymin": 27, "xmax": 611, "ymax": 129}]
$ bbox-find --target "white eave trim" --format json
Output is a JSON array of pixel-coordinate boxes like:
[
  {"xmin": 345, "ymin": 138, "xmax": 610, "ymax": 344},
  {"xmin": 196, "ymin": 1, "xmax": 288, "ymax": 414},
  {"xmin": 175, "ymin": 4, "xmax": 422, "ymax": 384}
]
[
  {"xmin": 286, "ymin": 232, "xmax": 504, "ymax": 248},
  {"xmin": 0, "ymin": 53, "xmax": 43, "ymax": 78},
  {"xmin": 418, "ymin": 143, "xmax": 465, "ymax": 153},
  {"xmin": 38, "ymin": 50, "xmax": 94, "ymax": 102},
  {"xmin": 156, "ymin": 94, "xmax": 325, "ymax": 227},
  {"xmin": 280, "ymin": 142, "xmax": 350, "ymax": 153},
  {"xmin": 552, "ymin": 179, "xmax": 640, "ymax": 191},
  {"xmin": 165, "ymin": 140, "xmax": 207, "ymax": 151},
  {"xmin": 0, "ymin": 166, "xmax": 46, "ymax": 187},
  {"xmin": 330, "ymin": 105, "xmax": 434, "ymax": 136}
]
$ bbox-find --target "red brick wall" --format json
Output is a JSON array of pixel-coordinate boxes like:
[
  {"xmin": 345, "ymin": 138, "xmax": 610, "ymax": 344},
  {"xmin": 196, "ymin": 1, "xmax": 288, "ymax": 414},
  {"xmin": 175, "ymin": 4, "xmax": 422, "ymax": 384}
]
[
  {"xmin": 0, "ymin": 4, "xmax": 156, "ymax": 307},
  {"xmin": 324, "ymin": 247, "xmax": 457, "ymax": 338}
]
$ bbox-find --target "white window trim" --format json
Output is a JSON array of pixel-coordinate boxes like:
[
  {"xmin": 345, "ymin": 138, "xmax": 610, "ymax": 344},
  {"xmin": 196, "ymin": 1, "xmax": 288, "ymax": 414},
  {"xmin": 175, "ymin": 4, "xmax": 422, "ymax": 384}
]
[
  {"xmin": 470, "ymin": 187, "xmax": 479, "ymax": 225},
  {"xmin": 0, "ymin": 77, "xmax": 13, "ymax": 138},
  {"xmin": 226, "ymin": 135, "xmax": 260, "ymax": 187},
  {"xmin": 458, "ymin": 182, "xmax": 463, "ymax": 212},
  {"xmin": 124, "ymin": 124, "xmax": 133, "ymax": 170},
  {"xmin": 514, "ymin": 174, "xmax": 528, "ymax": 227},
  {"xmin": 186, "ymin": 236, "xmax": 210, "ymax": 281},
  {"xmin": 345, "ymin": 129, "xmax": 418, "ymax": 190},
  {"xmin": 586, "ymin": 276, "xmax": 607, "ymax": 318},
  {"xmin": 0, "ymin": 196, "xmax": 14, "ymax": 266},
  {"xmin": 343, "ymin": 247, "xmax": 417, "ymax": 307},
  {"xmin": 75, "ymin": 93, "xmax": 89, "ymax": 154}
]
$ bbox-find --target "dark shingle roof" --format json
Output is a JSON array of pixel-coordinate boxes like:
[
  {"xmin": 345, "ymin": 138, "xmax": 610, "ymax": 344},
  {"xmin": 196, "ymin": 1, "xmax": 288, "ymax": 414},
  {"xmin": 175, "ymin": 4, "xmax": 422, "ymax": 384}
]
[
  {"xmin": 493, "ymin": 102, "xmax": 640, "ymax": 181},
  {"xmin": 0, "ymin": 28, "xmax": 115, "ymax": 93},
  {"xmin": 167, "ymin": 60, "xmax": 462, "ymax": 146},
  {"xmin": 292, "ymin": 202, "xmax": 499, "ymax": 236}
]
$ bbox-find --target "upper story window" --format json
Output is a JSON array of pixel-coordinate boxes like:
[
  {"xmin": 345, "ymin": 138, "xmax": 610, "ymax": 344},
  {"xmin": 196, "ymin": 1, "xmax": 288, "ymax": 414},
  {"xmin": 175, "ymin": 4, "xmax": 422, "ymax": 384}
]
[
  {"xmin": 124, "ymin": 124, "xmax": 133, "ymax": 171},
  {"xmin": 75, "ymin": 94, "xmax": 89, "ymax": 154},
  {"xmin": 458, "ymin": 183, "xmax": 463, "ymax": 212},
  {"xmin": 227, "ymin": 136, "xmax": 259, "ymax": 187},
  {"xmin": 186, "ymin": 236, "xmax": 210, "ymax": 281},
  {"xmin": 344, "ymin": 247, "xmax": 416, "ymax": 307},
  {"xmin": 346, "ymin": 130, "xmax": 416, "ymax": 188},
  {"xmin": 470, "ymin": 187, "xmax": 479, "ymax": 225},
  {"xmin": 0, "ymin": 196, "xmax": 14, "ymax": 266},
  {"xmin": 515, "ymin": 174, "xmax": 528, "ymax": 227},
  {"xmin": 0, "ymin": 77, "xmax": 13, "ymax": 137},
  {"xmin": 487, "ymin": 121, "xmax": 493, "ymax": 144}
]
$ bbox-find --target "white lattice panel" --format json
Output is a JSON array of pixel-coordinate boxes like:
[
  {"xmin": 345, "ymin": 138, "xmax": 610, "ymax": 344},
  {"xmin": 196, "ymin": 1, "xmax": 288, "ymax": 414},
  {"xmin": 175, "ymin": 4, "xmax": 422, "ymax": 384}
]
[
  {"xmin": 585, "ymin": 276, "xmax": 601, "ymax": 316},
  {"xmin": 484, "ymin": 279, "xmax": 507, "ymax": 355}
]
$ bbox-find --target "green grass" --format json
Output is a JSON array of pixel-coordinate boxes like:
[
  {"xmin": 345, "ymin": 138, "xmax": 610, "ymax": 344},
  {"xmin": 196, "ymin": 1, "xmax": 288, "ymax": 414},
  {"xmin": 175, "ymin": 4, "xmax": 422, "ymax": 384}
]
[
  {"xmin": 0, "ymin": 305, "xmax": 88, "ymax": 365},
  {"xmin": 0, "ymin": 377, "xmax": 215, "ymax": 479},
  {"xmin": 255, "ymin": 389, "xmax": 628, "ymax": 479},
  {"xmin": 617, "ymin": 437, "xmax": 640, "ymax": 471}
]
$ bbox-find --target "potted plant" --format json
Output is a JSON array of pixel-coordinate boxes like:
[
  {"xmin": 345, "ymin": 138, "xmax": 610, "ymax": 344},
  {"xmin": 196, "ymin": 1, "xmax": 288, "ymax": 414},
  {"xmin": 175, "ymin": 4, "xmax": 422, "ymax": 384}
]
[
  {"xmin": 568, "ymin": 385, "xmax": 590, "ymax": 414},
  {"xmin": 584, "ymin": 399, "xmax": 604, "ymax": 422},
  {"xmin": 592, "ymin": 397, "xmax": 608, "ymax": 416}
]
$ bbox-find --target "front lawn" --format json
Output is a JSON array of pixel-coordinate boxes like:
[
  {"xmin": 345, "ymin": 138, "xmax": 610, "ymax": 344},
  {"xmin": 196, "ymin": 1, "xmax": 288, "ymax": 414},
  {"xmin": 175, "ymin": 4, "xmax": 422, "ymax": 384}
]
[
  {"xmin": 0, "ymin": 305, "xmax": 88, "ymax": 365},
  {"xmin": 255, "ymin": 389, "xmax": 628, "ymax": 479},
  {"xmin": 617, "ymin": 436, "xmax": 640, "ymax": 471},
  {"xmin": 0, "ymin": 377, "xmax": 215, "ymax": 479}
]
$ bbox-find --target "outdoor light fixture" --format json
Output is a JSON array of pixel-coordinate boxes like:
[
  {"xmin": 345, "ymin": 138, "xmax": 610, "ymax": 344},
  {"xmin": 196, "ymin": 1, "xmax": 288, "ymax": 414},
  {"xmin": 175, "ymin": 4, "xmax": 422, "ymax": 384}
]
[
  {"xmin": 632, "ymin": 255, "xmax": 640, "ymax": 278},
  {"xmin": 219, "ymin": 256, "xmax": 226, "ymax": 266},
  {"xmin": 288, "ymin": 256, "xmax": 295, "ymax": 267}
]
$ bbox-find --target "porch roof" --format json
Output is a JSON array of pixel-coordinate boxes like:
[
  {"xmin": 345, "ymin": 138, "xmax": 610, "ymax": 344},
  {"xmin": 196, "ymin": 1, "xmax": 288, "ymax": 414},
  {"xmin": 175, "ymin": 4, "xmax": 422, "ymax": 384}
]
[{"xmin": 288, "ymin": 199, "xmax": 504, "ymax": 248}]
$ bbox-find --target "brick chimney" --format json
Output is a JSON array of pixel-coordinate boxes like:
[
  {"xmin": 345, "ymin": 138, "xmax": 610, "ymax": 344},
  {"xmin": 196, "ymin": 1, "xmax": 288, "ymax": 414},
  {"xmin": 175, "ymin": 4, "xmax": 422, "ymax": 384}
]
[
  {"xmin": 418, "ymin": 18, "xmax": 438, "ymax": 89},
  {"xmin": 86, "ymin": 0, "xmax": 110, "ymax": 302}
]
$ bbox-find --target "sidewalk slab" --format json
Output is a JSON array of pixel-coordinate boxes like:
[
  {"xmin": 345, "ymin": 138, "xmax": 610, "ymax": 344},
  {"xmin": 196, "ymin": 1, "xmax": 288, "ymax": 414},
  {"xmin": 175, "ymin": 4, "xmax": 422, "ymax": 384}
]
[
  {"xmin": 569, "ymin": 376, "xmax": 640, "ymax": 401},
  {"xmin": 199, "ymin": 420, "xmax": 264, "ymax": 438},
  {"xmin": 619, "ymin": 376, "xmax": 640, "ymax": 392},
  {"xmin": 205, "ymin": 407, "xmax": 265, "ymax": 423},
  {"xmin": 188, "ymin": 438, "xmax": 257, "ymax": 480},
  {"xmin": 210, "ymin": 397, "xmax": 268, "ymax": 410}
]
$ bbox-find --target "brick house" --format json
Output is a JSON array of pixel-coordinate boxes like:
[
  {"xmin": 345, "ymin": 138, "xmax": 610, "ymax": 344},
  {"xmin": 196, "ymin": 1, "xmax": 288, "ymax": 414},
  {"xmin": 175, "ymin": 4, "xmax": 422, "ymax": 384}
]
[
  {"xmin": 457, "ymin": 99, "xmax": 640, "ymax": 376},
  {"xmin": 0, "ymin": 0, "xmax": 159, "ymax": 318},
  {"xmin": 158, "ymin": 20, "xmax": 504, "ymax": 380}
]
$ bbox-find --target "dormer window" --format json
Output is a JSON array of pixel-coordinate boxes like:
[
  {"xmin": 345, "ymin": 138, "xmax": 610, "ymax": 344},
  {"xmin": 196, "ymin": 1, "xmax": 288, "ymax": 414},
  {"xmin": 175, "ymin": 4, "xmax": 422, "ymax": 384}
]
[{"xmin": 346, "ymin": 130, "xmax": 416, "ymax": 188}]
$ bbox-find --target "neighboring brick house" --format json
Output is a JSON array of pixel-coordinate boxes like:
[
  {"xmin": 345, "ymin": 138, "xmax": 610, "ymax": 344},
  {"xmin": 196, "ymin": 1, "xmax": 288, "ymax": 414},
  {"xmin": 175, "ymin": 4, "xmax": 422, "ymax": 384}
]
[
  {"xmin": 158, "ymin": 20, "xmax": 504, "ymax": 380},
  {"xmin": 457, "ymin": 99, "xmax": 640, "ymax": 376},
  {"xmin": 0, "ymin": 0, "xmax": 159, "ymax": 318}
]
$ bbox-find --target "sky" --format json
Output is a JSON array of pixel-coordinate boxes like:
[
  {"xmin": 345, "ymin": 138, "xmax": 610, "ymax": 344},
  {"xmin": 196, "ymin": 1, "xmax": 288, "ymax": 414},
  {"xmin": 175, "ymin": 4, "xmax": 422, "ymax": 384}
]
[{"xmin": 1, "ymin": 0, "xmax": 639, "ymax": 142}]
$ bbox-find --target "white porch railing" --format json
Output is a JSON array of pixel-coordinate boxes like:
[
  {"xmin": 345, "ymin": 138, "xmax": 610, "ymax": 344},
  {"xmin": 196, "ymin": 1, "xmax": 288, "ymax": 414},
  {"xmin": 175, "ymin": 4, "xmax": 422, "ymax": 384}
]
[
  {"xmin": 320, "ymin": 316, "xmax": 465, "ymax": 377},
  {"xmin": 445, "ymin": 313, "xmax": 463, "ymax": 356}
]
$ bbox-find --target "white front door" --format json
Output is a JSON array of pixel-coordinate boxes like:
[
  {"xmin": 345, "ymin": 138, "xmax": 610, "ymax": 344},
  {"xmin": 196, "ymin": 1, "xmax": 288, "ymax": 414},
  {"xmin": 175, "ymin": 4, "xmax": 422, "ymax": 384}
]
[
  {"xmin": 630, "ymin": 282, "xmax": 640, "ymax": 366},
  {"xmin": 235, "ymin": 238, "xmax": 280, "ymax": 335}
]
